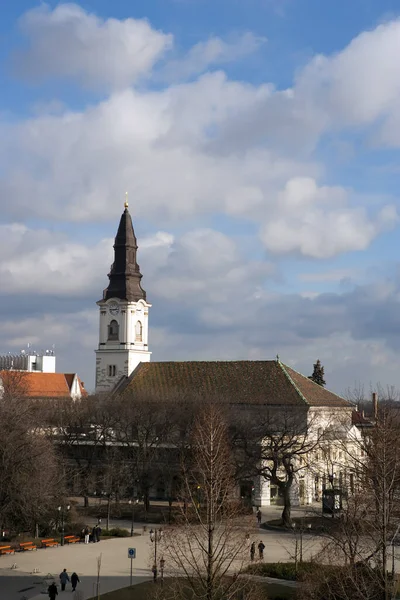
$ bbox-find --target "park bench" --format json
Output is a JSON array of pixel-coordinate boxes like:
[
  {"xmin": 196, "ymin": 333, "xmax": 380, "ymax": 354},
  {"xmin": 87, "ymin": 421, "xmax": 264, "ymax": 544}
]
[
  {"xmin": 19, "ymin": 542, "xmax": 37, "ymax": 551},
  {"xmin": 64, "ymin": 535, "xmax": 80, "ymax": 544},
  {"xmin": 41, "ymin": 538, "xmax": 59, "ymax": 548},
  {"xmin": 0, "ymin": 546, "xmax": 14, "ymax": 555}
]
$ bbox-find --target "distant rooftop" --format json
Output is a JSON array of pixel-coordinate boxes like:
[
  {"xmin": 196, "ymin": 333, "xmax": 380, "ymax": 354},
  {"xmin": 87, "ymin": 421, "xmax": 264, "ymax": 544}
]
[{"xmin": 0, "ymin": 350, "xmax": 56, "ymax": 373}]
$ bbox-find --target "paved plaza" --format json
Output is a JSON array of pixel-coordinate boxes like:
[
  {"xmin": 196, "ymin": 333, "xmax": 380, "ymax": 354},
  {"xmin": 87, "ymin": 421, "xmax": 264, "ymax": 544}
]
[{"xmin": 1, "ymin": 505, "xmax": 398, "ymax": 600}]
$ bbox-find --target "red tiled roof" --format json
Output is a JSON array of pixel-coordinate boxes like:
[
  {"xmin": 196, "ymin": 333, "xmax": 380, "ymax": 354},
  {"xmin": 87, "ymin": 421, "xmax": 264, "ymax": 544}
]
[
  {"xmin": 0, "ymin": 371, "xmax": 86, "ymax": 398},
  {"xmin": 119, "ymin": 360, "xmax": 351, "ymax": 408}
]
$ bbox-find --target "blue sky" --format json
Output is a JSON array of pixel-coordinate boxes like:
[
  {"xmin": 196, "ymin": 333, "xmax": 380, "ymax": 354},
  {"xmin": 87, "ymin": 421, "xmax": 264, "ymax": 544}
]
[{"xmin": 1, "ymin": 0, "xmax": 400, "ymax": 394}]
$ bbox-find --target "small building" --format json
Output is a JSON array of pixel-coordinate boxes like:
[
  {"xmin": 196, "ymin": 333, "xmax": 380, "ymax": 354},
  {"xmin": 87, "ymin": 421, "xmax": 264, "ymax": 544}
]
[{"xmin": 0, "ymin": 369, "xmax": 86, "ymax": 400}]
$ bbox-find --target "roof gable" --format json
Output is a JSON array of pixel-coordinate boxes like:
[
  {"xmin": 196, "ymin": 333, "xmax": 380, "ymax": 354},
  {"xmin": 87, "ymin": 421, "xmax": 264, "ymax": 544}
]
[{"xmin": 281, "ymin": 364, "xmax": 350, "ymax": 407}]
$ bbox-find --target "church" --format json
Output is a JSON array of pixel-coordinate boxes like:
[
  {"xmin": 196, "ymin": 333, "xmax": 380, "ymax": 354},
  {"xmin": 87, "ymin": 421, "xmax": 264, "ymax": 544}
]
[{"xmin": 94, "ymin": 201, "xmax": 363, "ymax": 507}]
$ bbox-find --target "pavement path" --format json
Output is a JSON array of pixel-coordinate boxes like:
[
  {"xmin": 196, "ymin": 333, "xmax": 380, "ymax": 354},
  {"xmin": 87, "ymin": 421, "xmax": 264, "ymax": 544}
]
[{"xmin": 1, "ymin": 504, "xmax": 397, "ymax": 600}]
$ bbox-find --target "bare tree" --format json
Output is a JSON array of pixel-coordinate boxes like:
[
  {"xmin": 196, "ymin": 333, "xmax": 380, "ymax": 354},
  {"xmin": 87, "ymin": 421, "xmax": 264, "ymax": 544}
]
[
  {"xmin": 45, "ymin": 395, "xmax": 116, "ymax": 507},
  {"xmin": 301, "ymin": 403, "xmax": 400, "ymax": 600},
  {"xmin": 0, "ymin": 385, "xmax": 62, "ymax": 535},
  {"xmin": 233, "ymin": 406, "xmax": 322, "ymax": 527},
  {"xmin": 112, "ymin": 391, "xmax": 178, "ymax": 515},
  {"xmin": 160, "ymin": 403, "xmax": 256, "ymax": 600}
]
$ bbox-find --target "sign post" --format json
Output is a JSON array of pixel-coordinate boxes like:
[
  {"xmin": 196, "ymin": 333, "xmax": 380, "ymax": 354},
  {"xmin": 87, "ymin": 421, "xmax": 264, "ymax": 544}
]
[{"xmin": 128, "ymin": 547, "xmax": 136, "ymax": 586}]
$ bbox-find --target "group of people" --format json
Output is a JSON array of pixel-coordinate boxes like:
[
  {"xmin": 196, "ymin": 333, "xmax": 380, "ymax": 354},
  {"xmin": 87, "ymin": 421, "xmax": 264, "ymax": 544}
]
[
  {"xmin": 82, "ymin": 523, "xmax": 102, "ymax": 543},
  {"xmin": 250, "ymin": 540, "xmax": 265, "ymax": 562},
  {"xmin": 47, "ymin": 569, "xmax": 80, "ymax": 598}
]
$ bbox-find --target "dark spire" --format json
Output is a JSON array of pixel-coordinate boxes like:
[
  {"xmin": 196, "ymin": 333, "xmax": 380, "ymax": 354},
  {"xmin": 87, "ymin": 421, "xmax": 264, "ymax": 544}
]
[{"xmin": 102, "ymin": 201, "xmax": 146, "ymax": 302}]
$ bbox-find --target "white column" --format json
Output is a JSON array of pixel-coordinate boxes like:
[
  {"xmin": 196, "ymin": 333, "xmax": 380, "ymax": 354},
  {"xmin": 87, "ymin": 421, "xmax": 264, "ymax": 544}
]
[{"xmin": 254, "ymin": 476, "xmax": 270, "ymax": 507}]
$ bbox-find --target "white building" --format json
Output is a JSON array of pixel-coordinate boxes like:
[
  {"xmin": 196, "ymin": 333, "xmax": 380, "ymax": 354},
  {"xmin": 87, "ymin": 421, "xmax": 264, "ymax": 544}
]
[{"xmin": 0, "ymin": 350, "xmax": 56, "ymax": 373}]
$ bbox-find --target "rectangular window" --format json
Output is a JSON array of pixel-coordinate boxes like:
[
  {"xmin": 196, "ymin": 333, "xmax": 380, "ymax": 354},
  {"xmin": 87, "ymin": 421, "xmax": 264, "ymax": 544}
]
[{"xmin": 108, "ymin": 365, "xmax": 117, "ymax": 377}]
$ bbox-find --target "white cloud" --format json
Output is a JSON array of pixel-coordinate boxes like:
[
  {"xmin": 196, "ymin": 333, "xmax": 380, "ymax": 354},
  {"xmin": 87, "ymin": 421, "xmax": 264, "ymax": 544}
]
[
  {"xmin": 0, "ymin": 223, "xmax": 112, "ymax": 295},
  {"xmin": 161, "ymin": 32, "xmax": 266, "ymax": 81},
  {"xmin": 2, "ymin": 72, "xmax": 392, "ymax": 260},
  {"xmin": 260, "ymin": 178, "xmax": 398, "ymax": 258},
  {"xmin": 296, "ymin": 19, "xmax": 400, "ymax": 129},
  {"xmin": 13, "ymin": 3, "xmax": 173, "ymax": 89}
]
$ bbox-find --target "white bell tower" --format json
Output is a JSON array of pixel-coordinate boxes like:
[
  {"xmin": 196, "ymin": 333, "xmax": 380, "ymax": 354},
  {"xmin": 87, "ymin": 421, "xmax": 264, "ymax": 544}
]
[{"xmin": 95, "ymin": 198, "xmax": 151, "ymax": 394}]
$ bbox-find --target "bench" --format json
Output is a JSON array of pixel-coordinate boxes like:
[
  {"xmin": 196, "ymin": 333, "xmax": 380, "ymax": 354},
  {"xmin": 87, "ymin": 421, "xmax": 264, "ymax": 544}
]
[
  {"xmin": 41, "ymin": 538, "xmax": 59, "ymax": 548},
  {"xmin": 64, "ymin": 535, "xmax": 80, "ymax": 544},
  {"xmin": 19, "ymin": 542, "xmax": 37, "ymax": 551},
  {"xmin": 0, "ymin": 546, "xmax": 14, "ymax": 555}
]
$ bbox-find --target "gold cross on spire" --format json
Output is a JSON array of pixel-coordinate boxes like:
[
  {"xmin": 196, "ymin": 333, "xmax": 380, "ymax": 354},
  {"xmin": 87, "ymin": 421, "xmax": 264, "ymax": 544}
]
[{"xmin": 124, "ymin": 191, "xmax": 129, "ymax": 209}]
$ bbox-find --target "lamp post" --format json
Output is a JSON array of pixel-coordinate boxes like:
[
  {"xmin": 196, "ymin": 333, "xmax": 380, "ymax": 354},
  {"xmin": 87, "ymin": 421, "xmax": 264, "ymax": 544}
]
[
  {"xmin": 128, "ymin": 498, "xmax": 139, "ymax": 537},
  {"xmin": 57, "ymin": 504, "xmax": 70, "ymax": 546},
  {"xmin": 149, "ymin": 528, "xmax": 163, "ymax": 581}
]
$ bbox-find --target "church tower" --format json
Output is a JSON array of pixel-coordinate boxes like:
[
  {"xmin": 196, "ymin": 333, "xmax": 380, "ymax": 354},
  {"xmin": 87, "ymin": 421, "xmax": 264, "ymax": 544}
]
[{"xmin": 95, "ymin": 198, "xmax": 151, "ymax": 393}]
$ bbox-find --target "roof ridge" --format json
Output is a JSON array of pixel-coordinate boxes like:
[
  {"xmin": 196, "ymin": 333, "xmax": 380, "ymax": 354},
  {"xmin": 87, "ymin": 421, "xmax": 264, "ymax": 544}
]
[
  {"xmin": 283, "ymin": 362, "xmax": 348, "ymax": 403},
  {"xmin": 278, "ymin": 361, "xmax": 309, "ymax": 406}
]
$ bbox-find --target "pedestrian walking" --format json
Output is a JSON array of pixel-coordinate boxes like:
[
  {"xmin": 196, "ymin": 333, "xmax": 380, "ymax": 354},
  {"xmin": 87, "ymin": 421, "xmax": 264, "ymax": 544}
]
[
  {"xmin": 71, "ymin": 572, "xmax": 80, "ymax": 592},
  {"xmin": 92, "ymin": 525, "xmax": 97, "ymax": 543},
  {"xmin": 256, "ymin": 509, "xmax": 262, "ymax": 526},
  {"xmin": 258, "ymin": 540, "xmax": 265, "ymax": 561},
  {"xmin": 84, "ymin": 525, "xmax": 90, "ymax": 544},
  {"xmin": 250, "ymin": 541, "xmax": 255, "ymax": 562},
  {"xmin": 48, "ymin": 582, "xmax": 58, "ymax": 599},
  {"xmin": 95, "ymin": 524, "xmax": 102, "ymax": 542},
  {"xmin": 59, "ymin": 569, "xmax": 70, "ymax": 591}
]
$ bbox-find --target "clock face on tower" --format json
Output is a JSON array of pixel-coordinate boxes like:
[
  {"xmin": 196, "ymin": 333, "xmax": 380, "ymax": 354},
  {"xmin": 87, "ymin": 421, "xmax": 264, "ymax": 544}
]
[{"xmin": 108, "ymin": 302, "xmax": 120, "ymax": 316}]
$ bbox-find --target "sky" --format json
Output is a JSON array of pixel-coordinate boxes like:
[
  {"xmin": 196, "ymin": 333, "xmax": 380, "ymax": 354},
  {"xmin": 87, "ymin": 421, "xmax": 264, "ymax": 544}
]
[{"xmin": 1, "ymin": 0, "xmax": 400, "ymax": 395}]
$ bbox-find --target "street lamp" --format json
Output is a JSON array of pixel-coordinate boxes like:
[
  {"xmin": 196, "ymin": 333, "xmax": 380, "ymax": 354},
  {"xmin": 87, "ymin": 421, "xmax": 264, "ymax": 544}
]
[
  {"xmin": 57, "ymin": 504, "xmax": 70, "ymax": 546},
  {"xmin": 149, "ymin": 528, "xmax": 163, "ymax": 581},
  {"xmin": 128, "ymin": 498, "xmax": 139, "ymax": 537}
]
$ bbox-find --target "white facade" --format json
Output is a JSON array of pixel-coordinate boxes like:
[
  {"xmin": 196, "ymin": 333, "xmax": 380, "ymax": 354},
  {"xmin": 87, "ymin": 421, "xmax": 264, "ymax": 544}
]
[
  {"xmin": 95, "ymin": 297, "xmax": 151, "ymax": 393},
  {"xmin": 256, "ymin": 406, "xmax": 363, "ymax": 507},
  {"xmin": 0, "ymin": 351, "xmax": 56, "ymax": 373}
]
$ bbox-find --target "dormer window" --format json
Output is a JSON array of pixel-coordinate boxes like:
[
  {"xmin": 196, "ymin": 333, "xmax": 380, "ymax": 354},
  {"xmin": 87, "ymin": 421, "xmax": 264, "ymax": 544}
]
[
  {"xmin": 108, "ymin": 320, "xmax": 119, "ymax": 341},
  {"xmin": 135, "ymin": 321, "xmax": 143, "ymax": 342}
]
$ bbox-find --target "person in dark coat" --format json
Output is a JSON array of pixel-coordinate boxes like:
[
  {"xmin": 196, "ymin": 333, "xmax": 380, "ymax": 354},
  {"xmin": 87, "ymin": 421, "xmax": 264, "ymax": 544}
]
[
  {"xmin": 95, "ymin": 524, "xmax": 102, "ymax": 542},
  {"xmin": 258, "ymin": 540, "xmax": 265, "ymax": 561},
  {"xmin": 48, "ymin": 582, "xmax": 58, "ymax": 599},
  {"xmin": 250, "ymin": 541, "xmax": 255, "ymax": 562},
  {"xmin": 59, "ymin": 569, "xmax": 70, "ymax": 591},
  {"xmin": 92, "ymin": 525, "xmax": 97, "ymax": 543},
  {"xmin": 256, "ymin": 509, "xmax": 262, "ymax": 525},
  {"xmin": 71, "ymin": 572, "xmax": 80, "ymax": 592}
]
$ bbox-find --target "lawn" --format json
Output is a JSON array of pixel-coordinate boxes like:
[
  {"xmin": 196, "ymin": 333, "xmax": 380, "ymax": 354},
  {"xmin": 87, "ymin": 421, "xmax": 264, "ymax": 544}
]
[{"xmin": 90, "ymin": 578, "xmax": 296, "ymax": 599}]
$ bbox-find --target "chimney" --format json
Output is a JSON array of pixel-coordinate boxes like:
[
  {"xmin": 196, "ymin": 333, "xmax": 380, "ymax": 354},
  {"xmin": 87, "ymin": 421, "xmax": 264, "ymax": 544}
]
[{"xmin": 372, "ymin": 392, "xmax": 378, "ymax": 420}]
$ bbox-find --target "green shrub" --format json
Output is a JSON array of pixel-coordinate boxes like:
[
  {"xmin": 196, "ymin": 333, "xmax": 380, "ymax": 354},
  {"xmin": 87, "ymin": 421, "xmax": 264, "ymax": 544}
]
[
  {"xmin": 245, "ymin": 561, "xmax": 317, "ymax": 581},
  {"xmin": 101, "ymin": 527, "xmax": 130, "ymax": 537}
]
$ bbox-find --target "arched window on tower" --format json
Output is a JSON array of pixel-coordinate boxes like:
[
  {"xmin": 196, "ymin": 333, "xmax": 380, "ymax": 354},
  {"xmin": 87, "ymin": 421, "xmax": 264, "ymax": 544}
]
[
  {"xmin": 135, "ymin": 321, "xmax": 143, "ymax": 342},
  {"xmin": 108, "ymin": 320, "xmax": 119, "ymax": 341}
]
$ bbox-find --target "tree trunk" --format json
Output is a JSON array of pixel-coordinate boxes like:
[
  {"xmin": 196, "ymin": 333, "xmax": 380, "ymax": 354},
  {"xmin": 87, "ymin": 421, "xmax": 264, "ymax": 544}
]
[
  {"xmin": 207, "ymin": 525, "xmax": 213, "ymax": 600},
  {"xmin": 84, "ymin": 495, "xmax": 89, "ymax": 508},
  {"xmin": 106, "ymin": 495, "xmax": 111, "ymax": 531},
  {"xmin": 144, "ymin": 491, "xmax": 150, "ymax": 518},
  {"xmin": 281, "ymin": 486, "xmax": 292, "ymax": 527}
]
